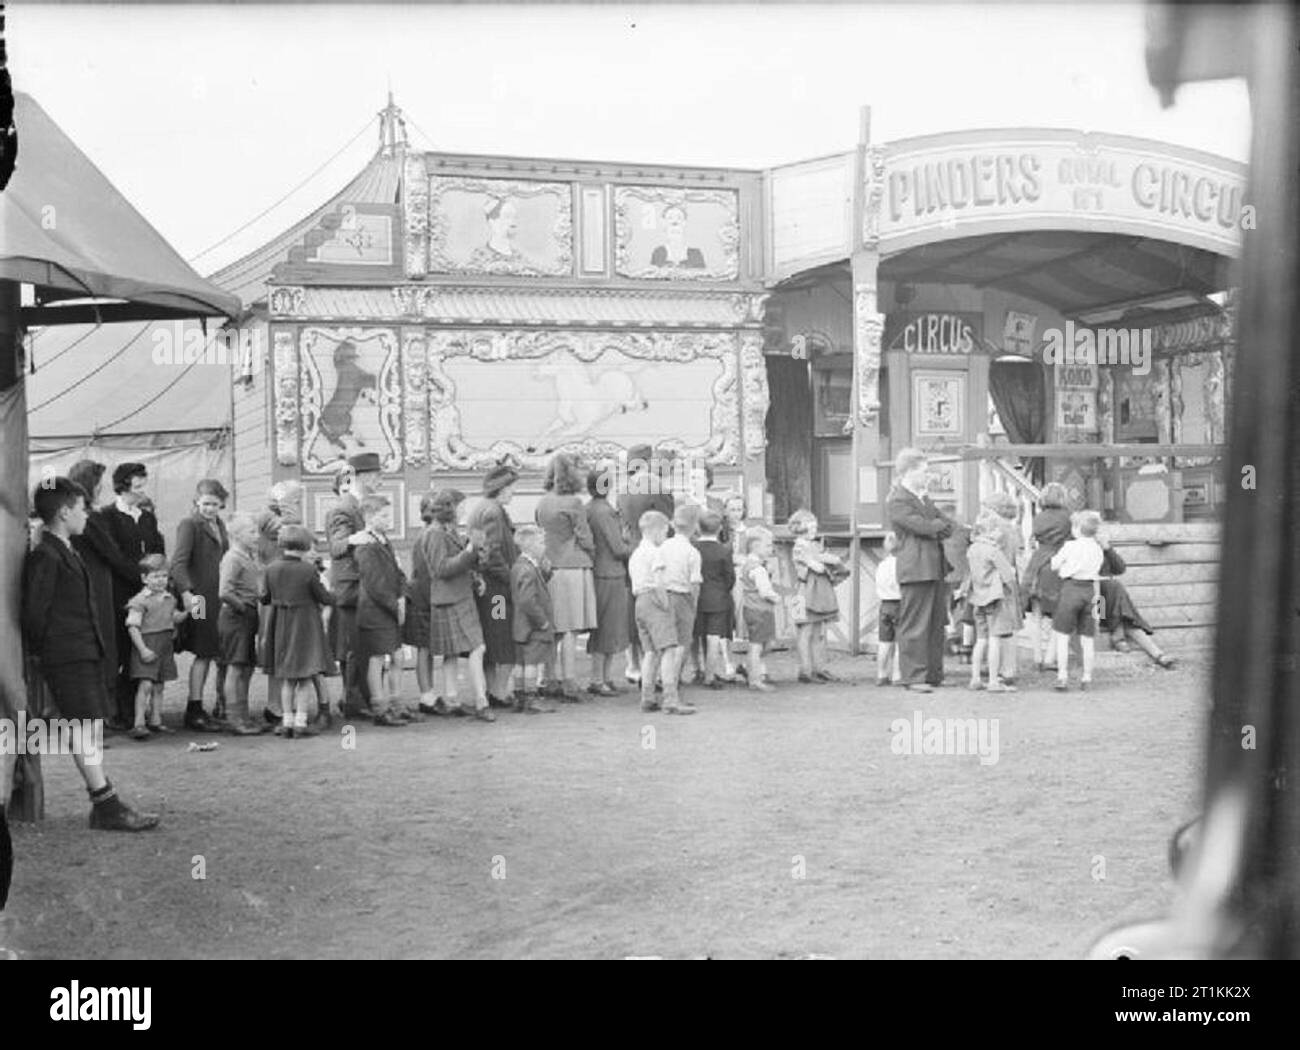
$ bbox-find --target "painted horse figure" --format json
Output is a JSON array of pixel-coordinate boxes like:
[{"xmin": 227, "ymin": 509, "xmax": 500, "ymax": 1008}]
[
  {"xmin": 526, "ymin": 354, "xmax": 649, "ymax": 454},
  {"xmin": 319, "ymin": 339, "xmax": 379, "ymax": 457}
]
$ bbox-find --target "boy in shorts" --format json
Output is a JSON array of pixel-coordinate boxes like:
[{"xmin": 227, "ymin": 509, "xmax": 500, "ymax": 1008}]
[
  {"xmin": 628, "ymin": 511, "xmax": 694, "ymax": 715},
  {"xmin": 874, "ymin": 532, "xmax": 903, "ymax": 687},
  {"xmin": 125, "ymin": 553, "xmax": 188, "ymax": 738},
  {"xmin": 1049, "ymin": 510, "xmax": 1105, "ymax": 691}
]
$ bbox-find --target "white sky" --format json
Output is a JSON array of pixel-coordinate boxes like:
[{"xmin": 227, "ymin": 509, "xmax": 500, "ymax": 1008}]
[{"xmin": 11, "ymin": 2, "xmax": 1251, "ymax": 274}]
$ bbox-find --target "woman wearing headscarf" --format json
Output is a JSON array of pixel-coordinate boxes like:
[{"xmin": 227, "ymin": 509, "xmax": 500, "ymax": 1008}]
[
  {"xmin": 468, "ymin": 462, "xmax": 521, "ymax": 708},
  {"xmin": 173, "ymin": 478, "xmax": 230, "ymax": 731}
]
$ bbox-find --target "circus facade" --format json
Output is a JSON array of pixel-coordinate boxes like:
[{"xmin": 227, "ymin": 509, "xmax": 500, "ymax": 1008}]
[{"xmin": 227, "ymin": 115, "xmax": 770, "ymax": 536}]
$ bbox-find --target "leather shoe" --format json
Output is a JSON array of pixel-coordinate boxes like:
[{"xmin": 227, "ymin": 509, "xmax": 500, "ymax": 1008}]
[
  {"xmin": 89, "ymin": 797, "xmax": 160, "ymax": 832},
  {"xmin": 473, "ymin": 706, "xmax": 496, "ymax": 722},
  {"xmin": 905, "ymin": 683, "xmax": 934, "ymax": 694},
  {"xmin": 372, "ymin": 713, "xmax": 405, "ymax": 727},
  {"xmin": 184, "ymin": 709, "xmax": 221, "ymax": 733}
]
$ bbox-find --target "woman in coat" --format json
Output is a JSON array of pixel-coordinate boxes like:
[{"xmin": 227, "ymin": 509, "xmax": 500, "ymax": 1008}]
[
  {"xmin": 173, "ymin": 478, "xmax": 230, "ymax": 731},
  {"xmin": 66, "ymin": 460, "xmax": 142, "ymax": 710},
  {"xmin": 584, "ymin": 462, "xmax": 630, "ymax": 695},
  {"xmin": 1021, "ymin": 482, "xmax": 1073, "ymax": 671},
  {"xmin": 467, "ymin": 463, "xmax": 521, "ymax": 708},
  {"xmin": 535, "ymin": 453, "xmax": 597, "ymax": 702},
  {"xmin": 404, "ymin": 491, "xmax": 439, "ymax": 708},
  {"xmin": 418, "ymin": 489, "xmax": 494, "ymax": 722}
]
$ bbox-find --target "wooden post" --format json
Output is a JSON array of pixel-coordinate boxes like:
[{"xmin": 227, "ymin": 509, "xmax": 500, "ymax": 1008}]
[
  {"xmin": 847, "ymin": 108, "xmax": 870, "ymax": 656},
  {"xmin": 849, "ymin": 106, "xmax": 885, "ymax": 656},
  {"xmin": 0, "ymin": 279, "xmax": 40, "ymax": 819}
]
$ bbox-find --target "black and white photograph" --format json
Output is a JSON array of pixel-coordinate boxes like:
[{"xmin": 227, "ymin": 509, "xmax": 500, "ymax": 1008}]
[{"xmin": 0, "ymin": 0, "xmax": 1297, "ymax": 1006}]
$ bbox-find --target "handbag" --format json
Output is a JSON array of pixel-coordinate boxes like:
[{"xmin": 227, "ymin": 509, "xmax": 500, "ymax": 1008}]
[{"xmin": 804, "ymin": 571, "xmax": 839, "ymax": 616}]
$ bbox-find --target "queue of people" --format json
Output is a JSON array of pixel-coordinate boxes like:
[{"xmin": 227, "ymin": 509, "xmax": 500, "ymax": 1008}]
[{"xmin": 19, "ymin": 444, "xmax": 1178, "ymax": 836}]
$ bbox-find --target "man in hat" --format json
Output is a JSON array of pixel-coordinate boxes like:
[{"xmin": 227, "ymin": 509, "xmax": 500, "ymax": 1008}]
[
  {"xmin": 618, "ymin": 444, "xmax": 676, "ymax": 685},
  {"xmin": 468, "ymin": 461, "xmax": 521, "ymax": 707},
  {"xmin": 326, "ymin": 452, "xmax": 382, "ymax": 715}
]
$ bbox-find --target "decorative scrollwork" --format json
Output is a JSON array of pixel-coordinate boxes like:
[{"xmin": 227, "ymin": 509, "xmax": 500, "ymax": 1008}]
[
  {"xmin": 273, "ymin": 330, "xmax": 299, "ymax": 466},
  {"xmin": 854, "ymin": 285, "xmax": 884, "ymax": 423},
  {"xmin": 268, "ymin": 286, "xmax": 306, "ymax": 318},
  {"xmin": 402, "ymin": 330, "xmax": 429, "ymax": 468},
  {"xmin": 403, "ymin": 156, "xmax": 429, "ymax": 279},
  {"xmin": 740, "ymin": 331, "xmax": 769, "ymax": 458},
  {"xmin": 863, "ymin": 146, "xmax": 886, "ymax": 248},
  {"xmin": 391, "ymin": 284, "xmax": 438, "ymax": 318}
]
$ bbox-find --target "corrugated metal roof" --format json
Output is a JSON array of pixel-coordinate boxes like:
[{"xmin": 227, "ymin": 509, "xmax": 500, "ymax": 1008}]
[{"xmin": 274, "ymin": 286, "xmax": 761, "ymax": 326}]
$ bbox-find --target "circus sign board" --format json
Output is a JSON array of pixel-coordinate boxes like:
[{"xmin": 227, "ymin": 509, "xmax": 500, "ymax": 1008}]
[{"xmin": 874, "ymin": 130, "xmax": 1248, "ymax": 259}]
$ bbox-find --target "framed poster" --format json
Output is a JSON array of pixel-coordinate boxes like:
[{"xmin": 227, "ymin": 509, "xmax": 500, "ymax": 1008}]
[
  {"xmin": 311, "ymin": 480, "xmax": 408, "ymax": 540},
  {"xmin": 911, "ymin": 371, "xmax": 965, "ymax": 438},
  {"xmin": 613, "ymin": 187, "xmax": 740, "ymax": 281},
  {"xmin": 427, "ymin": 176, "xmax": 573, "ymax": 277},
  {"xmin": 298, "ymin": 327, "xmax": 402, "ymax": 475}
]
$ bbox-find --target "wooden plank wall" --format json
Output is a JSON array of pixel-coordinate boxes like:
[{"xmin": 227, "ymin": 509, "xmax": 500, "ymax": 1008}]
[{"xmin": 232, "ymin": 322, "xmax": 272, "ymax": 511}]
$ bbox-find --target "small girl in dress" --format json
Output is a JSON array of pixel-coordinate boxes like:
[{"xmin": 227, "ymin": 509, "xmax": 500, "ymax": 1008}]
[
  {"xmin": 261, "ymin": 524, "xmax": 335, "ymax": 739},
  {"xmin": 739, "ymin": 527, "xmax": 779, "ymax": 693},
  {"xmin": 789, "ymin": 508, "xmax": 842, "ymax": 684},
  {"xmin": 1023, "ymin": 482, "xmax": 1073, "ymax": 671},
  {"xmin": 125, "ymin": 554, "xmax": 188, "ymax": 739}
]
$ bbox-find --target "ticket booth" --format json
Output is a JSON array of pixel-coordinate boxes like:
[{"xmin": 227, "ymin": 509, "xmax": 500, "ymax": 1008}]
[{"xmin": 882, "ymin": 311, "xmax": 989, "ymax": 521}]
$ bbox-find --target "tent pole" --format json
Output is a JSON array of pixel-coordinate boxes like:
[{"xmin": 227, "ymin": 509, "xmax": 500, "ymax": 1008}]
[{"xmin": 0, "ymin": 279, "xmax": 41, "ymax": 819}]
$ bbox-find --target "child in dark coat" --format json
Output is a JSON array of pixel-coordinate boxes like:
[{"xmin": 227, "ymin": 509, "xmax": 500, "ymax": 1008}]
[
  {"xmin": 261, "ymin": 525, "xmax": 334, "ymax": 738},
  {"xmin": 693, "ymin": 510, "xmax": 736, "ymax": 687},
  {"xmin": 511, "ymin": 525, "xmax": 557, "ymax": 714},
  {"xmin": 356, "ymin": 494, "xmax": 412, "ymax": 726}
]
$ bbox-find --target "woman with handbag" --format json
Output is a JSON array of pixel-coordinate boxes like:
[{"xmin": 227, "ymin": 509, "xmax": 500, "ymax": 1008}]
[
  {"xmin": 789, "ymin": 509, "xmax": 846, "ymax": 684},
  {"xmin": 173, "ymin": 479, "xmax": 230, "ymax": 732}
]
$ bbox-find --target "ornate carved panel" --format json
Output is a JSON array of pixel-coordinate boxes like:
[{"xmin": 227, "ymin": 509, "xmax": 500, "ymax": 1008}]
[
  {"xmin": 427, "ymin": 176, "xmax": 573, "ymax": 277},
  {"xmin": 401, "ymin": 329, "xmax": 429, "ymax": 468},
  {"xmin": 272, "ymin": 329, "xmax": 299, "ymax": 466},
  {"xmin": 299, "ymin": 327, "xmax": 401, "ymax": 474},
  {"xmin": 424, "ymin": 329, "xmax": 741, "ymax": 471},
  {"xmin": 268, "ymin": 286, "xmax": 306, "ymax": 318},
  {"xmin": 854, "ymin": 285, "xmax": 884, "ymax": 423},
  {"xmin": 740, "ymin": 331, "xmax": 769, "ymax": 458},
  {"xmin": 862, "ymin": 146, "xmax": 886, "ymax": 248},
  {"xmin": 614, "ymin": 186, "xmax": 740, "ymax": 281},
  {"xmin": 403, "ymin": 156, "xmax": 430, "ymax": 279}
]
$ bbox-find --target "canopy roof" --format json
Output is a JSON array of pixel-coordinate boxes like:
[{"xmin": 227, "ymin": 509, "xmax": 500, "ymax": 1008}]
[{"xmin": 0, "ymin": 93, "xmax": 241, "ymax": 324}]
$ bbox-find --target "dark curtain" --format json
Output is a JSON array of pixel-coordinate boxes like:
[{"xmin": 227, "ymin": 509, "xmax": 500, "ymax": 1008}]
[
  {"xmin": 764, "ymin": 355, "xmax": 813, "ymax": 521},
  {"xmin": 988, "ymin": 359, "xmax": 1047, "ymax": 485}
]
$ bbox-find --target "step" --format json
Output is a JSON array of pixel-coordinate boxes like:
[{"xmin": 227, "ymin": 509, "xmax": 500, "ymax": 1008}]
[
  {"xmin": 1105, "ymin": 524, "xmax": 1221, "ymax": 543},
  {"xmin": 1109, "ymin": 542, "xmax": 1220, "ymax": 566},
  {"xmin": 1115, "ymin": 562, "xmax": 1218, "ymax": 586},
  {"xmin": 1124, "ymin": 581, "xmax": 1217, "ymax": 607},
  {"xmin": 1144, "ymin": 602, "xmax": 1216, "ymax": 629}
]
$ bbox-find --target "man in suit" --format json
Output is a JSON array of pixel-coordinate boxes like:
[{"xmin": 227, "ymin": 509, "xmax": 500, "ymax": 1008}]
[
  {"xmin": 885, "ymin": 448, "xmax": 956, "ymax": 693},
  {"xmin": 327, "ymin": 452, "xmax": 381, "ymax": 716},
  {"xmin": 98, "ymin": 462, "xmax": 166, "ymax": 729},
  {"xmin": 618, "ymin": 444, "xmax": 675, "ymax": 686},
  {"xmin": 22, "ymin": 477, "xmax": 159, "ymax": 831}
]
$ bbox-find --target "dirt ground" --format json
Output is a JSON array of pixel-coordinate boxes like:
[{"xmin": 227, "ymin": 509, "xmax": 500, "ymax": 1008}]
[{"xmin": 3, "ymin": 646, "xmax": 1207, "ymax": 959}]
